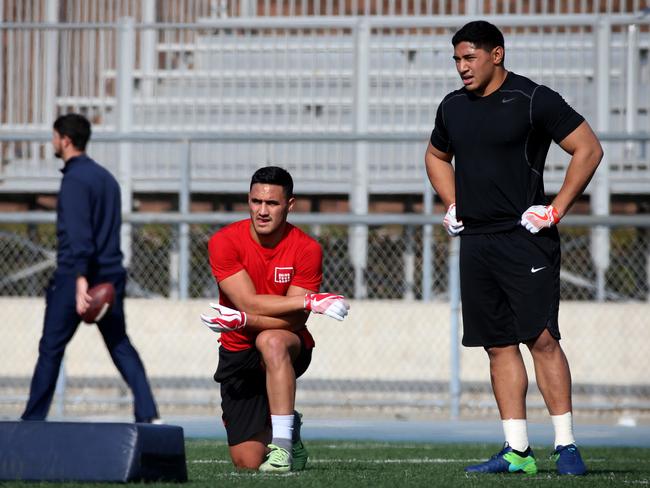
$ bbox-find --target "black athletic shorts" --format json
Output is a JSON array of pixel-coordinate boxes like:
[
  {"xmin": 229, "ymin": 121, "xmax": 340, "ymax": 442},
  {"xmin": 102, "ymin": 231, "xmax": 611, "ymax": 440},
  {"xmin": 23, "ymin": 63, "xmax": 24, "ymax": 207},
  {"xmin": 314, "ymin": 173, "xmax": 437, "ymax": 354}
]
[
  {"xmin": 459, "ymin": 226, "xmax": 561, "ymax": 348},
  {"xmin": 213, "ymin": 334, "xmax": 312, "ymax": 446}
]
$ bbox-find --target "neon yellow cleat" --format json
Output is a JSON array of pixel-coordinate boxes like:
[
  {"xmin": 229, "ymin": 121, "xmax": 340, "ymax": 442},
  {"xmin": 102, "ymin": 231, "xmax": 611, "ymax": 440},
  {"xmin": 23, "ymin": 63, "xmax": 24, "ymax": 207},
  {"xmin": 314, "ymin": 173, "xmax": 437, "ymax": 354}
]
[{"xmin": 259, "ymin": 444, "xmax": 291, "ymax": 473}]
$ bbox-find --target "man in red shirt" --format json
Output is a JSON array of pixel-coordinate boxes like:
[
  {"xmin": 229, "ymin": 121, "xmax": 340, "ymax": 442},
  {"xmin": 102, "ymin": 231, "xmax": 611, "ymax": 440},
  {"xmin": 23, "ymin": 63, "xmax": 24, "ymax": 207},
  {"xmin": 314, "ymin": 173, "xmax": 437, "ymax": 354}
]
[{"xmin": 201, "ymin": 166, "xmax": 349, "ymax": 473}]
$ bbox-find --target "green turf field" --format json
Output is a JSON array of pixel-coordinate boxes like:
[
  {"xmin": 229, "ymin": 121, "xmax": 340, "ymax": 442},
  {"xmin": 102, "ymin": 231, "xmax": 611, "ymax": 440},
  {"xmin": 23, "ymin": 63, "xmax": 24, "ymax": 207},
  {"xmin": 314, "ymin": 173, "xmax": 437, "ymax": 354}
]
[{"xmin": 3, "ymin": 440, "xmax": 650, "ymax": 487}]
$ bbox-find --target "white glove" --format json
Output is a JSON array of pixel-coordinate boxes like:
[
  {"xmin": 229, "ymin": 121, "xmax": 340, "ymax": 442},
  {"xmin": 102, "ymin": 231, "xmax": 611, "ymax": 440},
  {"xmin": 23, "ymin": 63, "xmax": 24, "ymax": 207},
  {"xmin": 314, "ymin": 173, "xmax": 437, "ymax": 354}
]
[
  {"xmin": 304, "ymin": 292, "xmax": 350, "ymax": 321},
  {"xmin": 200, "ymin": 303, "xmax": 247, "ymax": 333},
  {"xmin": 521, "ymin": 205, "xmax": 560, "ymax": 234},
  {"xmin": 443, "ymin": 203, "xmax": 464, "ymax": 236}
]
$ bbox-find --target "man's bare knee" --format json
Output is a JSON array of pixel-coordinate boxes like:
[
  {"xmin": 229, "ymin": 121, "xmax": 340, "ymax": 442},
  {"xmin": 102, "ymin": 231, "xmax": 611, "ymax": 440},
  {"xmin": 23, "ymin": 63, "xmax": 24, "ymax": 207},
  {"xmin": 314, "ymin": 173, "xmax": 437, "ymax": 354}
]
[
  {"xmin": 486, "ymin": 344, "xmax": 519, "ymax": 361},
  {"xmin": 232, "ymin": 456, "xmax": 261, "ymax": 470},
  {"xmin": 256, "ymin": 330, "xmax": 287, "ymax": 353},
  {"xmin": 229, "ymin": 435, "xmax": 268, "ymax": 470},
  {"xmin": 256, "ymin": 330, "xmax": 300, "ymax": 369},
  {"xmin": 529, "ymin": 330, "xmax": 561, "ymax": 355},
  {"xmin": 257, "ymin": 332, "xmax": 290, "ymax": 363}
]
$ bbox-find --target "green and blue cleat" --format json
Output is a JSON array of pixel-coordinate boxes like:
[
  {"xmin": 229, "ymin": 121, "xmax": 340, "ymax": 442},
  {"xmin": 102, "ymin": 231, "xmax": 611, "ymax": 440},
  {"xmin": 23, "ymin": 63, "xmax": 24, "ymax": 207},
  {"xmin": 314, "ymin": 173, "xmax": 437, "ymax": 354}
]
[
  {"xmin": 465, "ymin": 443, "xmax": 538, "ymax": 475},
  {"xmin": 552, "ymin": 444, "xmax": 587, "ymax": 475}
]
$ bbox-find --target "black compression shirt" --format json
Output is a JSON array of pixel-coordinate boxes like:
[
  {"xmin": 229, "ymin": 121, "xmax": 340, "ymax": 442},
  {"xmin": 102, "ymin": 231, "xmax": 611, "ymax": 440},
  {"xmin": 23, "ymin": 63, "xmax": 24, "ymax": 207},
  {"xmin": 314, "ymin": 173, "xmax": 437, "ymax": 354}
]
[{"xmin": 430, "ymin": 71, "xmax": 584, "ymax": 234}]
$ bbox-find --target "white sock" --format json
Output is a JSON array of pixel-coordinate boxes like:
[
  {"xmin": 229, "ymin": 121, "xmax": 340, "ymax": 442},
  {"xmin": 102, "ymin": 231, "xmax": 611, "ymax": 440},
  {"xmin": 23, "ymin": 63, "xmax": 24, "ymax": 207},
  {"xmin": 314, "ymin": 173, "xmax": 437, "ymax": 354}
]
[
  {"xmin": 551, "ymin": 412, "xmax": 576, "ymax": 448},
  {"xmin": 271, "ymin": 414, "xmax": 294, "ymax": 451},
  {"xmin": 502, "ymin": 419, "xmax": 529, "ymax": 452}
]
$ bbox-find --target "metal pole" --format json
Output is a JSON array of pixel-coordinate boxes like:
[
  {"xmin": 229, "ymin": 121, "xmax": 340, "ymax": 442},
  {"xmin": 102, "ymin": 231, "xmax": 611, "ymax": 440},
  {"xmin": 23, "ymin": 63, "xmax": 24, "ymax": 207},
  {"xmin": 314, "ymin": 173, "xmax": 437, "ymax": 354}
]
[
  {"xmin": 117, "ymin": 17, "xmax": 135, "ymax": 268},
  {"xmin": 219, "ymin": 0, "xmax": 229, "ymax": 17},
  {"xmin": 0, "ymin": 0, "xmax": 3, "ymax": 128},
  {"xmin": 46, "ymin": 0, "xmax": 67, "ymax": 418},
  {"xmin": 350, "ymin": 18, "xmax": 370, "ymax": 299},
  {"xmin": 403, "ymin": 224, "xmax": 415, "ymax": 300},
  {"xmin": 592, "ymin": 17, "xmax": 611, "ymax": 302},
  {"xmin": 625, "ymin": 24, "xmax": 638, "ymax": 160},
  {"xmin": 169, "ymin": 236, "xmax": 180, "ymax": 299},
  {"xmin": 466, "ymin": 0, "xmax": 481, "ymax": 15},
  {"xmin": 240, "ymin": 0, "xmax": 257, "ymax": 16},
  {"xmin": 43, "ymin": 0, "xmax": 59, "ymax": 128},
  {"xmin": 449, "ymin": 238, "xmax": 461, "ymax": 419},
  {"xmin": 140, "ymin": 0, "xmax": 156, "ymax": 97},
  {"xmin": 53, "ymin": 358, "xmax": 66, "ymax": 418},
  {"xmin": 179, "ymin": 140, "xmax": 191, "ymax": 300},
  {"xmin": 624, "ymin": 25, "xmax": 646, "ymax": 298},
  {"xmin": 422, "ymin": 182, "xmax": 434, "ymax": 301}
]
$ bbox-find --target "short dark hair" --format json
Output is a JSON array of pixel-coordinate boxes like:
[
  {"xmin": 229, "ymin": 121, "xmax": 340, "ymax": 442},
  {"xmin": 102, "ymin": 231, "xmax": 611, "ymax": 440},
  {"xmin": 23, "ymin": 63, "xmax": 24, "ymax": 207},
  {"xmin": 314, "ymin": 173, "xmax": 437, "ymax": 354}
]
[
  {"xmin": 452, "ymin": 20, "xmax": 505, "ymax": 53},
  {"xmin": 250, "ymin": 166, "xmax": 294, "ymax": 199},
  {"xmin": 53, "ymin": 113, "xmax": 92, "ymax": 151}
]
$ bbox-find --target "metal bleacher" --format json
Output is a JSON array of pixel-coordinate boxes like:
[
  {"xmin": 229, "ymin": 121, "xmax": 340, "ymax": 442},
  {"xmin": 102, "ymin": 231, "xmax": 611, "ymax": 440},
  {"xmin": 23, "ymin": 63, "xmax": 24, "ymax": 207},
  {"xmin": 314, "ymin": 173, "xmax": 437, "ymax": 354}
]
[{"xmin": 1, "ymin": 2, "xmax": 649, "ymax": 198}]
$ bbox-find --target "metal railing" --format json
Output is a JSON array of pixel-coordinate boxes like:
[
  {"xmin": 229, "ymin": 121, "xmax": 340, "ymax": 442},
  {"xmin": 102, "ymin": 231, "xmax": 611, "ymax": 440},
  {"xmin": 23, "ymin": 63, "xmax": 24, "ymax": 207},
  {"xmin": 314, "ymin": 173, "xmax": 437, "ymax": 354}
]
[{"xmin": 2, "ymin": 127, "xmax": 649, "ymax": 305}]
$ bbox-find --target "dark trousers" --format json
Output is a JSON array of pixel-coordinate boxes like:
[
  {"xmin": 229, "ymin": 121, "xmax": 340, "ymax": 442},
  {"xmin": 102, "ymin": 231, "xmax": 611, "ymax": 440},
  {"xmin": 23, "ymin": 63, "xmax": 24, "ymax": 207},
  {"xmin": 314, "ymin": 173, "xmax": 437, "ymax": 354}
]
[{"xmin": 21, "ymin": 271, "xmax": 158, "ymax": 422}]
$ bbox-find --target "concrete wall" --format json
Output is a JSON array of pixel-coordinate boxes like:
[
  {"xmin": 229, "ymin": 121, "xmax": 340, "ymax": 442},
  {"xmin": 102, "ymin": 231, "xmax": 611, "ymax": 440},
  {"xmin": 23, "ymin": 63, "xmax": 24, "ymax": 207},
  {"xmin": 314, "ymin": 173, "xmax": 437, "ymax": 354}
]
[{"xmin": 2, "ymin": 298, "xmax": 648, "ymax": 385}]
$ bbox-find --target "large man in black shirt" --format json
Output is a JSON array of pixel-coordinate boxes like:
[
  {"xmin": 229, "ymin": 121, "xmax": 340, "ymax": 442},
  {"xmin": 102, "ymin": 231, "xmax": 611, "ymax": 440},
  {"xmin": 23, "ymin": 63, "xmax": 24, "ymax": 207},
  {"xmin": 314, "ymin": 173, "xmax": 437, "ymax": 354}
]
[
  {"xmin": 425, "ymin": 21, "xmax": 602, "ymax": 476},
  {"xmin": 22, "ymin": 113, "xmax": 159, "ymax": 423}
]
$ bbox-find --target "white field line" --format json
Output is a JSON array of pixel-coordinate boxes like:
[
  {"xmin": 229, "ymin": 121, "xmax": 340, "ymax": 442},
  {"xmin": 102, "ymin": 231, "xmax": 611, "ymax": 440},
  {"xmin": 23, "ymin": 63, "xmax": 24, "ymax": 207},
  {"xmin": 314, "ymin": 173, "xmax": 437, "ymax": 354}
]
[
  {"xmin": 190, "ymin": 457, "xmax": 641, "ymax": 465},
  {"xmin": 190, "ymin": 458, "xmax": 477, "ymax": 465},
  {"xmin": 197, "ymin": 472, "xmax": 650, "ymax": 482},
  {"xmin": 203, "ymin": 472, "xmax": 302, "ymax": 478}
]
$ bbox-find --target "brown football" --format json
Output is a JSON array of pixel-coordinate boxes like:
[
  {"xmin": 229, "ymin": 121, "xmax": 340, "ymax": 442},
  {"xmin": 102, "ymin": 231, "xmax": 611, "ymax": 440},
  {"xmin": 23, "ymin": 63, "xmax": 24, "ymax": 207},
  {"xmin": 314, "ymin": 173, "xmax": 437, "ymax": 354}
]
[{"xmin": 81, "ymin": 282, "xmax": 115, "ymax": 324}]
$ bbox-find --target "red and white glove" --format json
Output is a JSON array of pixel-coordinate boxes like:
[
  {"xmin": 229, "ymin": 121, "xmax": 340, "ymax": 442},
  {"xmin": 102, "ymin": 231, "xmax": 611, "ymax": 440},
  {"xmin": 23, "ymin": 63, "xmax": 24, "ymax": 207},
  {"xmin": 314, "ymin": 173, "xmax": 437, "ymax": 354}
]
[
  {"xmin": 200, "ymin": 303, "xmax": 247, "ymax": 333},
  {"xmin": 443, "ymin": 203, "xmax": 464, "ymax": 237},
  {"xmin": 304, "ymin": 293, "xmax": 350, "ymax": 321},
  {"xmin": 521, "ymin": 205, "xmax": 560, "ymax": 234}
]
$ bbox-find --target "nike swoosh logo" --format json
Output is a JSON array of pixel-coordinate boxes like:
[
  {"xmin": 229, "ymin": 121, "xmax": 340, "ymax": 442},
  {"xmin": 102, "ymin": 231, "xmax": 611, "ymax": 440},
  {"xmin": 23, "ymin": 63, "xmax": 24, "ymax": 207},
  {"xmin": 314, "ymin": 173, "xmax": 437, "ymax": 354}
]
[
  {"xmin": 531, "ymin": 266, "xmax": 547, "ymax": 273},
  {"xmin": 502, "ymin": 97, "xmax": 516, "ymax": 103},
  {"xmin": 311, "ymin": 296, "xmax": 334, "ymax": 307}
]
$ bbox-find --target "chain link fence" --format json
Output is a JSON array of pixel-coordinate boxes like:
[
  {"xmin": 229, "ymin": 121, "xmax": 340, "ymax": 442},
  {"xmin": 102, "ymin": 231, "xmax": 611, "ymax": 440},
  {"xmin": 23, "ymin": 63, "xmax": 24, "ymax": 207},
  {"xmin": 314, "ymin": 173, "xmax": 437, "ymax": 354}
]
[
  {"xmin": 1, "ymin": 217, "xmax": 649, "ymax": 420},
  {"xmin": 4, "ymin": 220, "xmax": 648, "ymax": 300}
]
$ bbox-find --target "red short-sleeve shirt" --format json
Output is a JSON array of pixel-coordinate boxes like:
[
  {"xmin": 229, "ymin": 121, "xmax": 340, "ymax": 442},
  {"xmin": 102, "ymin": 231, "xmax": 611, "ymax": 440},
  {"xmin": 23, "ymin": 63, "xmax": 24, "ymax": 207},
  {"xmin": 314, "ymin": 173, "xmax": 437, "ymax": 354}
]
[{"xmin": 208, "ymin": 219, "xmax": 322, "ymax": 351}]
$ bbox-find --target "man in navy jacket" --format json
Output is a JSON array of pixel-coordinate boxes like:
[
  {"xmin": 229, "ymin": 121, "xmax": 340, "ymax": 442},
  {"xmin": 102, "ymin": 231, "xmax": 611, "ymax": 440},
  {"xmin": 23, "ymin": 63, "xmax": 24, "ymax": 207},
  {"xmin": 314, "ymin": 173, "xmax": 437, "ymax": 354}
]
[{"xmin": 22, "ymin": 113, "xmax": 159, "ymax": 423}]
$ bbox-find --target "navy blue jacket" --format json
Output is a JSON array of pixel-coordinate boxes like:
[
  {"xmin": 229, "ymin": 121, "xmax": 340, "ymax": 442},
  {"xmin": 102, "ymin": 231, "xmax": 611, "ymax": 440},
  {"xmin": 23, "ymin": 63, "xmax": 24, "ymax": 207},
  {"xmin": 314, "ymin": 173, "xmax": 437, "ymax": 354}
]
[{"xmin": 56, "ymin": 154, "xmax": 124, "ymax": 278}]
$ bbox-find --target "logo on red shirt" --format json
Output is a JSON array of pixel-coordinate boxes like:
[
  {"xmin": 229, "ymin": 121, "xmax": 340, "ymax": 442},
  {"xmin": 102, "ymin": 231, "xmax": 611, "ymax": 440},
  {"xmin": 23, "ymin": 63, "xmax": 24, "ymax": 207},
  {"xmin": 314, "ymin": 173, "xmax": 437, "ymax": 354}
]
[{"xmin": 274, "ymin": 267, "xmax": 294, "ymax": 284}]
